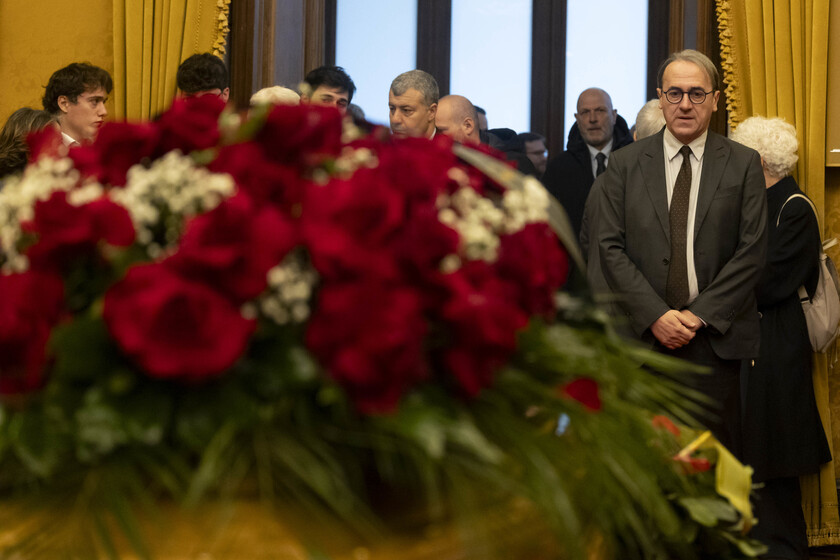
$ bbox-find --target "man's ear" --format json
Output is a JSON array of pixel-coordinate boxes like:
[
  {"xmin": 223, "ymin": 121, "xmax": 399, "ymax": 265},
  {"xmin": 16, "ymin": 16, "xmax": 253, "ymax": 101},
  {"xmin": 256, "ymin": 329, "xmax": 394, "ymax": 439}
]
[
  {"xmin": 428, "ymin": 102, "xmax": 437, "ymax": 120},
  {"xmin": 463, "ymin": 117, "xmax": 475, "ymax": 135},
  {"xmin": 711, "ymin": 90, "xmax": 721, "ymax": 112},
  {"xmin": 220, "ymin": 88, "xmax": 230, "ymax": 103},
  {"xmin": 57, "ymin": 95, "xmax": 71, "ymax": 113}
]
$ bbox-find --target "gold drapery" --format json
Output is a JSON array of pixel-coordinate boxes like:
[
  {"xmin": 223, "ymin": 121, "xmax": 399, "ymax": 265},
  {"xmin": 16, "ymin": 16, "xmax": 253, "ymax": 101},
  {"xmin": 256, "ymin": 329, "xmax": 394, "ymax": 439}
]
[
  {"xmin": 716, "ymin": 0, "xmax": 839, "ymax": 546},
  {"xmin": 112, "ymin": 0, "xmax": 231, "ymax": 120},
  {"xmin": 716, "ymin": 0, "xmax": 829, "ymax": 222}
]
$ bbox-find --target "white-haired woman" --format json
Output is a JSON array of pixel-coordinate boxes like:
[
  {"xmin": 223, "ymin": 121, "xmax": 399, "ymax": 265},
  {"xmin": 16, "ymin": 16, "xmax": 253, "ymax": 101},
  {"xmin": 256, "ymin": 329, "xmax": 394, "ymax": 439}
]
[{"xmin": 731, "ymin": 116, "xmax": 830, "ymax": 559}]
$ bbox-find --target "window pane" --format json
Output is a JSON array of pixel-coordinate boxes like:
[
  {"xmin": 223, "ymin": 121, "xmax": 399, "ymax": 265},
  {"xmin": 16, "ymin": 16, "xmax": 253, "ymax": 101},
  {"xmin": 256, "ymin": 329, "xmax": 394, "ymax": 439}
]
[
  {"xmin": 450, "ymin": 0, "xmax": 532, "ymax": 133},
  {"xmin": 336, "ymin": 0, "xmax": 417, "ymax": 127},
  {"xmin": 564, "ymin": 0, "xmax": 648, "ymax": 146}
]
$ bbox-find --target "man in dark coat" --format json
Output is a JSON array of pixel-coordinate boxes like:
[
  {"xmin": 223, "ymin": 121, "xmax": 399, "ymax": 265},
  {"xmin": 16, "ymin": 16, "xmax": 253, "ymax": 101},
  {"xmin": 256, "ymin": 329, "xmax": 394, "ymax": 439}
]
[
  {"xmin": 541, "ymin": 88, "xmax": 633, "ymax": 238},
  {"xmin": 597, "ymin": 50, "xmax": 767, "ymax": 456}
]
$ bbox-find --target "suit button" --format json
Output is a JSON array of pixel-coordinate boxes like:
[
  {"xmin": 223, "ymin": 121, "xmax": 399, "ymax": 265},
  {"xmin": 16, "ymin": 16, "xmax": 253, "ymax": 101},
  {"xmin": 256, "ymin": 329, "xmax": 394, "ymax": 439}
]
[{"xmin": 662, "ymin": 258, "xmax": 670, "ymax": 265}]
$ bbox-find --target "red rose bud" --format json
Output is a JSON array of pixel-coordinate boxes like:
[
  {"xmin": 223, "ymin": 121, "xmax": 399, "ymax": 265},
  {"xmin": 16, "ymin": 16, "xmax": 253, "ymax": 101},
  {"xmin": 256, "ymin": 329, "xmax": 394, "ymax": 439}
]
[
  {"xmin": 652, "ymin": 415, "xmax": 681, "ymax": 437},
  {"xmin": 23, "ymin": 191, "xmax": 135, "ymax": 273},
  {"xmin": 156, "ymin": 95, "xmax": 224, "ymax": 154},
  {"xmin": 495, "ymin": 223, "xmax": 570, "ymax": 318},
  {"xmin": 673, "ymin": 452, "xmax": 712, "ymax": 474},
  {"xmin": 256, "ymin": 104, "xmax": 343, "ymax": 167},
  {"xmin": 0, "ymin": 271, "xmax": 64, "ymax": 394},
  {"xmin": 305, "ymin": 281, "xmax": 428, "ymax": 414},
  {"xmin": 104, "ymin": 264, "xmax": 255, "ymax": 380},
  {"xmin": 209, "ymin": 143, "xmax": 307, "ymax": 210},
  {"xmin": 560, "ymin": 378, "xmax": 602, "ymax": 412},
  {"xmin": 70, "ymin": 122, "xmax": 161, "ymax": 186},
  {"xmin": 165, "ymin": 193, "xmax": 297, "ymax": 303}
]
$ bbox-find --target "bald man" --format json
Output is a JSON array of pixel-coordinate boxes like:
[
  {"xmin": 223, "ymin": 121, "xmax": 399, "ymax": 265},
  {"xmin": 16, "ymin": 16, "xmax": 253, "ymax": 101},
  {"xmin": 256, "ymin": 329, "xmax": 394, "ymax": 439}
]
[
  {"xmin": 434, "ymin": 95, "xmax": 480, "ymax": 144},
  {"xmin": 541, "ymin": 87, "xmax": 633, "ymax": 237}
]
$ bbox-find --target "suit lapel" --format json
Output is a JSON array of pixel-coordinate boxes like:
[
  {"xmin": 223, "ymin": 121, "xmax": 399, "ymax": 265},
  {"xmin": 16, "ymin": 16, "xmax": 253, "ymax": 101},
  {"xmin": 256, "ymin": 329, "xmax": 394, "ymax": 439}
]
[
  {"xmin": 639, "ymin": 132, "xmax": 670, "ymax": 240},
  {"xmin": 694, "ymin": 132, "xmax": 730, "ymax": 236}
]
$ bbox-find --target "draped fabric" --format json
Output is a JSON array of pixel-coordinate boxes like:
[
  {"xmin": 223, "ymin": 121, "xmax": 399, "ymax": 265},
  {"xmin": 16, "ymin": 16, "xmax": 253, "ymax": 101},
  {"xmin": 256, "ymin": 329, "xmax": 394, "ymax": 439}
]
[
  {"xmin": 112, "ymin": 0, "xmax": 231, "ymax": 120},
  {"xmin": 716, "ymin": 1, "xmax": 839, "ymax": 546},
  {"xmin": 716, "ymin": 0, "xmax": 829, "ymax": 222}
]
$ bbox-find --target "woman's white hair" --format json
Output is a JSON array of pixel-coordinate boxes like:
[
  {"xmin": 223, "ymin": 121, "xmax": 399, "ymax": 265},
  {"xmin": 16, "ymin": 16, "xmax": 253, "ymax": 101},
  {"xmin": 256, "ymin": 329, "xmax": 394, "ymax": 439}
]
[
  {"xmin": 730, "ymin": 116, "xmax": 799, "ymax": 178},
  {"xmin": 250, "ymin": 86, "xmax": 300, "ymax": 107}
]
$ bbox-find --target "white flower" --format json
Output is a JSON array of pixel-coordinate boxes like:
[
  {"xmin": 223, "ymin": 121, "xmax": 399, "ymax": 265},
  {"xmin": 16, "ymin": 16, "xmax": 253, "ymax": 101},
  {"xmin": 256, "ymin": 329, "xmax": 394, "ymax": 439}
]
[
  {"xmin": 436, "ymin": 171, "xmax": 551, "ymax": 267},
  {"xmin": 258, "ymin": 252, "xmax": 318, "ymax": 326},
  {"xmin": 110, "ymin": 150, "xmax": 236, "ymax": 258}
]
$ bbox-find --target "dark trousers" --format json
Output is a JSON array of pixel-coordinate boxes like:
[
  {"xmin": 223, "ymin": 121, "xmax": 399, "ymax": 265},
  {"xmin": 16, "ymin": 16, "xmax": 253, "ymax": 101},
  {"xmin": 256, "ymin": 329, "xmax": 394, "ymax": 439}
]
[
  {"xmin": 750, "ymin": 476, "xmax": 809, "ymax": 560},
  {"xmin": 655, "ymin": 330, "xmax": 743, "ymax": 458}
]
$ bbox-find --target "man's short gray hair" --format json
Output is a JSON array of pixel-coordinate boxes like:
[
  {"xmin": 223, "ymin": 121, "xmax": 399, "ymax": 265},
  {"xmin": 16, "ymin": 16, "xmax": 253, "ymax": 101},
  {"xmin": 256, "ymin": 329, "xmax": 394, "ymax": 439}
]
[
  {"xmin": 634, "ymin": 99, "xmax": 666, "ymax": 140},
  {"xmin": 657, "ymin": 49, "xmax": 720, "ymax": 92},
  {"xmin": 730, "ymin": 116, "xmax": 799, "ymax": 178},
  {"xmin": 390, "ymin": 70, "xmax": 440, "ymax": 106}
]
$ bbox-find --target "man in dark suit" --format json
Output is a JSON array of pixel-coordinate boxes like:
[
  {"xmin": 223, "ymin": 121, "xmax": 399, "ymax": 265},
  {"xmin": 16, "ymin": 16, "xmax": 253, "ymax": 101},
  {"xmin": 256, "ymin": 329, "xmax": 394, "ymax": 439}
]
[
  {"xmin": 597, "ymin": 50, "xmax": 767, "ymax": 455},
  {"xmin": 542, "ymin": 88, "xmax": 633, "ymax": 238}
]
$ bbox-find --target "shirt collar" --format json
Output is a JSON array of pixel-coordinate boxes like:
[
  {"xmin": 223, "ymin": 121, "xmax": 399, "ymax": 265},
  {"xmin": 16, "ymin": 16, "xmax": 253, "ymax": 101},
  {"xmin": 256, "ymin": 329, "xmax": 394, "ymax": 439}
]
[
  {"xmin": 60, "ymin": 131, "xmax": 80, "ymax": 147},
  {"xmin": 586, "ymin": 138, "xmax": 613, "ymax": 160},
  {"xmin": 663, "ymin": 127, "xmax": 707, "ymax": 161}
]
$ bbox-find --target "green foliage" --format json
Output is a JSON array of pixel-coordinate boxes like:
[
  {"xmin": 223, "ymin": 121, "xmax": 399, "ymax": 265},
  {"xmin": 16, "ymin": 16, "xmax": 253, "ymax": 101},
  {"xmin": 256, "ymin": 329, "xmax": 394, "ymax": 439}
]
[{"xmin": 0, "ymin": 299, "xmax": 766, "ymax": 559}]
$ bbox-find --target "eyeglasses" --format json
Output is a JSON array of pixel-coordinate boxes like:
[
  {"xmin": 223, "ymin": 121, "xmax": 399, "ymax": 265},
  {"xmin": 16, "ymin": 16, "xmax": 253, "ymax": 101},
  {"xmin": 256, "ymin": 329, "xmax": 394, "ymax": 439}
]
[{"xmin": 661, "ymin": 88, "xmax": 714, "ymax": 104}]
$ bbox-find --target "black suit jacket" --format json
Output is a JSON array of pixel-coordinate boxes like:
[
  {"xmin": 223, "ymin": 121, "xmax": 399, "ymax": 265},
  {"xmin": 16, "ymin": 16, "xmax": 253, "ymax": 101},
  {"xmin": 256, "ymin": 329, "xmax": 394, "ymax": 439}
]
[
  {"xmin": 596, "ymin": 130, "xmax": 767, "ymax": 359},
  {"xmin": 542, "ymin": 116, "xmax": 633, "ymax": 238}
]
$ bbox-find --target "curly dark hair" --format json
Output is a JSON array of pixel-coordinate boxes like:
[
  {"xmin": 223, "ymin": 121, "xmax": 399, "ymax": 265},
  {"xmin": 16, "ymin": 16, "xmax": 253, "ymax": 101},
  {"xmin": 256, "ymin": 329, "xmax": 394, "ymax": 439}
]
[
  {"xmin": 176, "ymin": 53, "xmax": 229, "ymax": 94},
  {"xmin": 42, "ymin": 63, "xmax": 113, "ymax": 115},
  {"xmin": 303, "ymin": 66, "xmax": 356, "ymax": 102}
]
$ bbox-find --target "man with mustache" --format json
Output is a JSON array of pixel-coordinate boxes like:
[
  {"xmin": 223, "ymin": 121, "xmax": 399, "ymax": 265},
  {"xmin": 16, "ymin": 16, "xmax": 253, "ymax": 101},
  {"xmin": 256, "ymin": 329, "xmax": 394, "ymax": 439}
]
[{"xmin": 42, "ymin": 62, "xmax": 112, "ymax": 147}]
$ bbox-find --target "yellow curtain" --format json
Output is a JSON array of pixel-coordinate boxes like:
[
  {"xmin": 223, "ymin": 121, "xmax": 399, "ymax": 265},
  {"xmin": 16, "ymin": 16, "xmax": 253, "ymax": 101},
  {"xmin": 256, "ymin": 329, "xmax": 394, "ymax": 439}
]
[
  {"xmin": 112, "ymin": 0, "xmax": 231, "ymax": 121},
  {"xmin": 716, "ymin": 0, "xmax": 839, "ymax": 546}
]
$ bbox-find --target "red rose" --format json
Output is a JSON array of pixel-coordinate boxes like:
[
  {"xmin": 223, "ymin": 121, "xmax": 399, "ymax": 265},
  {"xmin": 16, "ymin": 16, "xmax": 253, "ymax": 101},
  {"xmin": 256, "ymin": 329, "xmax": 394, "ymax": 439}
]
[
  {"xmin": 652, "ymin": 415, "xmax": 681, "ymax": 437},
  {"xmin": 103, "ymin": 264, "xmax": 255, "ymax": 380},
  {"xmin": 70, "ymin": 122, "xmax": 161, "ymax": 186},
  {"xmin": 377, "ymin": 138, "xmax": 458, "ymax": 204},
  {"xmin": 393, "ymin": 205, "xmax": 460, "ymax": 278},
  {"xmin": 560, "ymin": 378, "xmax": 602, "ymax": 412},
  {"xmin": 439, "ymin": 262, "xmax": 528, "ymax": 396},
  {"xmin": 26, "ymin": 127, "xmax": 65, "ymax": 162},
  {"xmin": 673, "ymin": 453, "xmax": 712, "ymax": 474},
  {"xmin": 495, "ymin": 223, "xmax": 569, "ymax": 317},
  {"xmin": 0, "ymin": 271, "xmax": 64, "ymax": 394},
  {"xmin": 23, "ymin": 191, "xmax": 135, "ymax": 272},
  {"xmin": 165, "ymin": 193, "xmax": 297, "ymax": 303},
  {"xmin": 209, "ymin": 143, "xmax": 307, "ymax": 210},
  {"xmin": 255, "ymin": 104, "xmax": 343, "ymax": 167},
  {"xmin": 306, "ymin": 281, "xmax": 428, "ymax": 413},
  {"xmin": 156, "ymin": 95, "xmax": 224, "ymax": 154},
  {"xmin": 301, "ymin": 167, "xmax": 406, "ymax": 281}
]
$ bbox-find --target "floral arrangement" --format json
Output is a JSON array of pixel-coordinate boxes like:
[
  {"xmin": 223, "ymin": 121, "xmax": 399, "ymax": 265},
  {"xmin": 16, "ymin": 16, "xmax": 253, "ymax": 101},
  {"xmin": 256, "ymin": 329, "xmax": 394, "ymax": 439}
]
[{"xmin": 0, "ymin": 97, "xmax": 764, "ymax": 559}]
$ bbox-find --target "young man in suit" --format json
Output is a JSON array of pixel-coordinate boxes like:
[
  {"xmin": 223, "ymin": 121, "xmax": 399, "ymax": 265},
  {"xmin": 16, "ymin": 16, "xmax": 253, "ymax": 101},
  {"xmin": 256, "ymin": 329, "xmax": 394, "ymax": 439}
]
[{"xmin": 597, "ymin": 50, "xmax": 767, "ymax": 456}]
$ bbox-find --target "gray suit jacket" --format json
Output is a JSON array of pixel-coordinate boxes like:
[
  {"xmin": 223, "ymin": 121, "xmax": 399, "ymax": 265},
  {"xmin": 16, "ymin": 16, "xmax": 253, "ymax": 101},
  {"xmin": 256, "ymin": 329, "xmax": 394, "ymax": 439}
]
[{"xmin": 597, "ymin": 130, "xmax": 767, "ymax": 359}]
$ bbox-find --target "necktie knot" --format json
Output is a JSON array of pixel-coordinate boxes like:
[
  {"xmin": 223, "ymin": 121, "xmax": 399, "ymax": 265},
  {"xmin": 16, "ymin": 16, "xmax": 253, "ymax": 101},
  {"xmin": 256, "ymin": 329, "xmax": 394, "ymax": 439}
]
[
  {"xmin": 679, "ymin": 145, "xmax": 692, "ymax": 160},
  {"xmin": 595, "ymin": 152, "xmax": 607, "ymax": 176}
]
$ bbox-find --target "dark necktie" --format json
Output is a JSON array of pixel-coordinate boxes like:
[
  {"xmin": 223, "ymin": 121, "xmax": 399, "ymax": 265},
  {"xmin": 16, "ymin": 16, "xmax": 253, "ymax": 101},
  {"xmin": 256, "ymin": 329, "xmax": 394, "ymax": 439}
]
[
  {"xmin": 595, "ymin": 152, "xmax": 607, "ymax": 176},
  {"xmin": 666, "ymin": 145, "xmax": 693, "ymax": 309}
]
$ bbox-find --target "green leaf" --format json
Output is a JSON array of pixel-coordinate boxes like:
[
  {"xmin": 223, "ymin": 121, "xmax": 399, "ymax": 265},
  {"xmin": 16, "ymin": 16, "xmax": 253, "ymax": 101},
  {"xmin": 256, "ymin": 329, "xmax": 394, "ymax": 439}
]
[
  {"xmin": 720, "ymin": 530, "xmax": 768, "ymax": 557},
  {"xmin": 9, "ymin": 408, "xmax": 64, "ymax": 477},
  {"xmin": 49, "ymin": 315, "xmax": 119, "ymax": 382},
  {"xmin": 678, "ymin": 496, "xmax": 726, "ymax": 527}
]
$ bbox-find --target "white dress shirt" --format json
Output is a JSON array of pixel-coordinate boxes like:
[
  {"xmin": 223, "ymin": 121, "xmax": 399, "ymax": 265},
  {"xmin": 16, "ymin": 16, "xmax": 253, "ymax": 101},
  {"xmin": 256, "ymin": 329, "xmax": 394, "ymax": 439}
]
[
  {"xmin": 586, "ymin": 139, "xmax": 613, "ymax": 177},
  {"xmin": 663, "ymin": 128, "xmax": 708, "ymax": 304}
]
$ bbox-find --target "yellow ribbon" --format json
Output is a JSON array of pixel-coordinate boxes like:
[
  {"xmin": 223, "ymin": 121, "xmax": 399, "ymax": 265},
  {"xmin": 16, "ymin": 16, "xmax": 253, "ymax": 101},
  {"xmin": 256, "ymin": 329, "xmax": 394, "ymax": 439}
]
[{"xmin": 676, "ymin": 430, "xmax": 755, "ymax": 528}]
